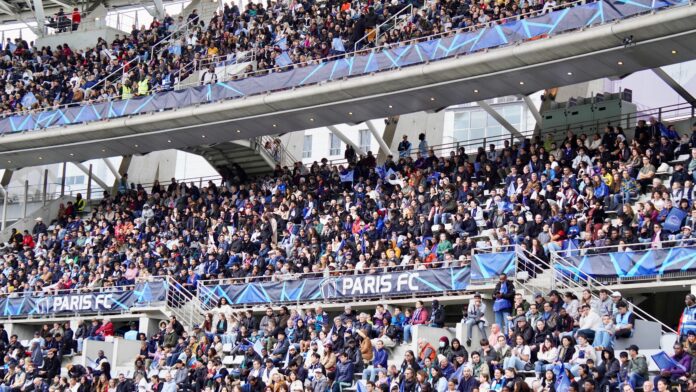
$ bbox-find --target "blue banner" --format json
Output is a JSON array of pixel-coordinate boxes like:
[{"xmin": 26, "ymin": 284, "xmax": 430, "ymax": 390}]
[
  {"xmin": 200, "ymin": 267, "xmax": 471, "ymax": 306},
  {"xmin": 0, "ymin": 0, "xmax": 686, "ymax": 134},
  {"xmin": 558, "ymin": 246, "xmax": 696, "ymax": 278},
  {"xmin": 471, "ymin": 252, "xmax": 516, "ymax": 280},
  {"xmin": 0, "ymin": 280, "xmax": 167, "ymax": 317}
]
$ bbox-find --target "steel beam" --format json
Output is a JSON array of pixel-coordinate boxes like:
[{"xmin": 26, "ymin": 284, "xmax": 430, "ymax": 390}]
[
  {"xmin": 366, "ymin": 120, "xmax": 392, "ymax": 157},
  {"xmin": 327, "ymin": 125, "xmax": 365, "ymax": 156},
  {"xmin": 652, "ymin": 67, "xmax": 696, "ymax": 105},
  {"xmin": 476, "ymin": 100, "xmax": 525, "ymax": 140},
  {"xmin": 72, "ymin": 162, "xmax": 110, "ymax": 191}
]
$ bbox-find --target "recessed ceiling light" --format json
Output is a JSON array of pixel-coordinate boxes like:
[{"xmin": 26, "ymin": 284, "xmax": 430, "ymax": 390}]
[
  {"xmin": 236, "ymin": 129, "xmax": 241, "ymax": 133},
  {"xmin": 272, "ymin": 124, "xmax": 277, "ymax": 128},
  {"xmin": 671, "ymin": 50, "xmax": 678, "ymax": 54},
  {"xmin": 167, "ymin": 139, "xmax": 172, "ymax": 143},
  {"xmin": 388, "ymin": 105, "xmax": 393, "ymax": 109},
  {"xmin": 430, "ymin": 97, "xmax": 435, "ymax": 101},
  {"xmin": 201, "ymin": 135, "xmax": 206, "ymax": 138},
  {"xmin": 348, "ymin": 112, "xmax": 353, "ymax": 116},
  {"xmin": 617, "ymin": 61, "xmax": 623, "ymax": 65},
  {"xmin": 38, "ymin": 157, "xmax": 42, "ymax": 160},
  {"xmin": 309, "ymin": 118, "xmax": 315, "ymax": 122},
  {"xmin": 134, "ymin": 144, "xmax": 139, "ymax": 148},
  {"xmin": 101, "ymin": 149, "xmax": 106, "ymax": 152},
  {"xmin": 567, "ymin": 72, "xmax": 573, "ymax": 76},
  {"xmin": 473, "ymin": 89, "xmax": 479, "ymax": 93},
  {"xmin": 69, "ymin": 153, "xmax": 74, "ymax": 156},
  {"xmin": 6, "ymin": 160, "xmax": 10, "ymax": 163},
  {"xmin": 519, "ymin": 81, "xmax": 525, "ymax": 85}
]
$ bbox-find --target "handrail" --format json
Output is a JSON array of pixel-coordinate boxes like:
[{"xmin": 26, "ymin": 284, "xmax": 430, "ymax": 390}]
[
  {"xmin": 557, "ymin": 239, "xmax": 696, "ymax": 257},
  {"xmin": 0, "ymin": 281, "xmax": 138, "ymax": 299},
  {"xmin": 520, "ymin": 246, "xmax": 679, "ymax": 334},
  {"xmin": 91, "ymin": 56, "xmax": 142, "ymax": 90},
  {"xmin": 197, "ymin": 262, "xmax": 448, "ymax": 288},
  {"xmin": 353, "ymin": 4, "xmax": 413, "ymax": 52},
  {"xmin": 150, "ymin": 16, "xmax": 199, "ymax": 61},
  {"xmin": 538, "ymin": 100, "xmax": 696, "ymax": 141}
]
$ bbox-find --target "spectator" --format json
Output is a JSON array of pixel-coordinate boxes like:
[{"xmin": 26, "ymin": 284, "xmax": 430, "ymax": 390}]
[
  {"xmin": 403, "ymin": 301, "xmax": 428, "ymax": 344},
  {"xmin": 614, "ymin": 302, "xmax": 635, "ymax": 339},
  {"xmin": 398, "ymin": 135, "xmax": 412, "ymax": 158},
  {"xmin": 493, "ymin": 274, "xmax": 515, "ymax": 336},
  {"xmin": 625, "ymin": 345, "xmax": 648, "ymax": 389},
  {"xmin": 464, "ymin": 294, "xmax": 487, "ymax": 347}
]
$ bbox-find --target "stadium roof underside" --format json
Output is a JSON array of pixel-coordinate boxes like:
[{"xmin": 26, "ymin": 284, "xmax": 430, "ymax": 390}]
[{"xmin": 1, "ymin": 4, "xmax": 695, "ymax": 169}]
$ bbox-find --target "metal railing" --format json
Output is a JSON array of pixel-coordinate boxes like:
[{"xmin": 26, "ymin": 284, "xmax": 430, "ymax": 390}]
[
  {"xmin": 550, "ymin": 239, "xmax": 696, "ymax": 283},
  {"xmin": 258, "ymin": 135, "xmax": 297, "ymax": 167},
  {"xmin": 353, "ymin": 4, "xmax": 413, "ymax": 51},
  {"xmin": 164, "ymin": 276, "xmax": 205, "ymax": 328},
  {"xmin": 524, "ymin": 247, "xmax": 679, "ymax": 334}
]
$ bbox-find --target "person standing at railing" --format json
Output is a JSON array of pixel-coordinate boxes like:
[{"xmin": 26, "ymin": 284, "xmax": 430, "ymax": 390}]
[
  {"xmin": 71, "ymin": 8, "xmax": 81, "ymax": 31},
  {"xmin": 493, "ymin": 273, "xmax": 515, "ymax": 336},
  {"xmin": 398, "ymin": 135, "xmax": 412, "ymax": 158}
]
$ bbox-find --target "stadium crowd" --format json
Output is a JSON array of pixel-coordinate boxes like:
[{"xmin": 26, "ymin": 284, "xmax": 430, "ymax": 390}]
[
  {"xmin": 1, "ymin": 0, "xmax": 579, "ymax": 115},
  {"xmin": 1, "ymin": 118, "xmax": 696, "ymax": 392}
]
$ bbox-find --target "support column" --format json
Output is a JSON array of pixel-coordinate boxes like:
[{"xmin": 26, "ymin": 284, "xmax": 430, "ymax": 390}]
[
  {"xmin": 86, "ymin": 164, "xmax": 93, "ymax": 201},
  {"xmin": 72, "ymin": 162, "xmax": 110, "ymax": 191},
  {"xmin": 0, "ymin": 186, "xmax": 6, "ymax": 231},
  {"xmin": 32, "ymin": 0, "xmax": 45, "ymax": 35},
  {"xmin": 476, "ymin": 100, "xmax": 525, "ymax": 140},
  {"xmin": 327, "ymin": 125, "xmax": 365, "ymax": 156},
  {"xmin": 652, "ymin": 67, "xmax": 696, "ymax": 105},
  {"xmin": 366, "ymin": 120, "xmax": 392, "ymax": 158},
  {"xmin": 42, "ymin": 169, "xmax": 48, "ymax": 205},
  {"xmin": 22, "ymin": 180, "xmax": 28, "ymax": 219},
  {"xmin": 520, "ymin": 95, "xmax": 543, "ymax": 130},
  {"xmin": 377, "ymin": 115, "xmax": 400, "ymax": 163},
  {"xmin": 152, "ymin": 0, "xmax": 165, "ymax": 19},
  {"xmin": 60, "ymin": 163, "xmax": 66, "ymax": 196},
  {"xmin": 112, "ymin": 155, "xmax": 133, "ymax": 193},
  {"xmin": 0, "ymin": 169, "xmax": 13, "ymax": 187},
  {"xmin": 103, "ymin": 158, "xmax": 120, "ymax": 181}
]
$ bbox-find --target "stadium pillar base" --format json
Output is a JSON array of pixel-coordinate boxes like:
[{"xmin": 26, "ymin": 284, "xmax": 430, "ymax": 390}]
[{"xmin": 139, "ymin": 315, "xmax": 163, "ymax": 337}]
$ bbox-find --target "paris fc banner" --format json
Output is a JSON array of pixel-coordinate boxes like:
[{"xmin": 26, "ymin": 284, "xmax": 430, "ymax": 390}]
[
  {"xmin": 200, "ymin": 267, "xmax": 471, "ymax": 306},
  {"xmin": 0, "ymin": 280, "xmax": 167, "ymax": 317}
]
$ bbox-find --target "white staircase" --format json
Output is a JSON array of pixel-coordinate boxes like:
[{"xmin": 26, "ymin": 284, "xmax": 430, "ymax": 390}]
[{"xmin": 515, "ymin": 247, "xmax": 678, "ymax": 352}]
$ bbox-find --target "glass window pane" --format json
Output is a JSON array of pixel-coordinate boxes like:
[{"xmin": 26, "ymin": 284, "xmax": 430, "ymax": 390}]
[
  {"xmin": 470, "ymin": 111, "xmax": 486, "ymax": 129},
  {"xmin": 453, "ymin": 112, "xmax": 469, "ymax": 130}
]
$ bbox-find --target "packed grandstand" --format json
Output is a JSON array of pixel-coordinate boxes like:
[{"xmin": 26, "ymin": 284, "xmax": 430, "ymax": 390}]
[
  {"xmin": 2, "ymin": 0, "xmax": 595, "ymax": 115},
  {"xmin": 0, "ymin": 0, "xmax": 695, "ymax": 390},
  {"xmin": 0, "ymin": 113, "xmax": 696, "ymax": 392}
]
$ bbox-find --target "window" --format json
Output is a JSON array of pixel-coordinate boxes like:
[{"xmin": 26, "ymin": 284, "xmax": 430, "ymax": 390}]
[
  {"xmin": 329, "ymin": 132, "xmax": 341, "ymax": 156},
  {"xmin": 452, "ymin": 105, "xmax": 524, "ymax": 150},
  {"xmin": 359, "ymin": 129, "xmax": 371, "ymax": 152},
  {"xmin": 56, "ymin": 175, "xmax": 85, "ymax": 186},
  {"xmin": 302, "ymin": 135, "xmax": 313, "ymax": 158}
]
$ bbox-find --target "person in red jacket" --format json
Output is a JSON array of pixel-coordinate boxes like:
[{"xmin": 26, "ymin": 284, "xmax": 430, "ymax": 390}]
[
  {"xmin": 89, "ymin": 318, "xmax": 114, "ymax": 341},
  {"xmin": 403, "ymin": 300, "xmax": 429, "ymax": 344}
]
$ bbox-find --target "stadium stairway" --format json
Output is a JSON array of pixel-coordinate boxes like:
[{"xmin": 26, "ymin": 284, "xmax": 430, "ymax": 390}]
[
  {"xmin": 0, "ymin": 195, "xmax": 73, "ymax": 242},
  {"xmin": 514, "ymin": 248, "xmax": 679, "ymax": 355},
  {"xmin": 182, "ymin": 138, "xmax": 278, "ymax": 179}
]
